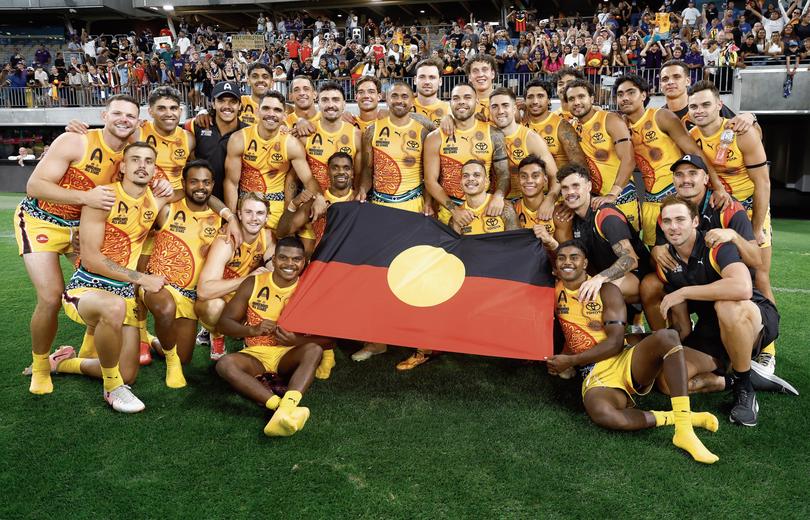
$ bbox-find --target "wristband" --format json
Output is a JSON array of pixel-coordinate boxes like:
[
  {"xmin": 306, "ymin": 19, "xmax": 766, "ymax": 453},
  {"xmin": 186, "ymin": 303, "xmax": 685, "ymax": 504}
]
[
  {"xmin": 287, "ymin": 203, "xmax": 298, "ymax": 212},
  {"xmin": 219, "ymin": 208, "xmax": 234, "ymax": 221}
]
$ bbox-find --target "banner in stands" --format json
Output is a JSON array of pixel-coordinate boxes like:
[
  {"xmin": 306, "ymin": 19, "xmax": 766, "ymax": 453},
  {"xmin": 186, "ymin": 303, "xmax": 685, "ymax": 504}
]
[{"xmin": 230, "ymin": 34, "xmax": 266, "ymax": 50}]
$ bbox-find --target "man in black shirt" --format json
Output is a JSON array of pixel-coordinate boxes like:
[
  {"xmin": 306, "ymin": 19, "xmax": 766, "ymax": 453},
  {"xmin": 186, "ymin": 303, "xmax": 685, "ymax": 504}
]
[
  {"xmin": 187, "ymin": 81, "xmax": 247, "ymax": 200},
  {"xmin": 657, "ymin": 196, "xmax": 788, "ymax": 427},
  {"xmin": 555, "ymin": 164, "xmax": 649, "ymax": 304},
  {"xmin": 641, "ymin": 154, "xmax": 761, "ymax": 329}
]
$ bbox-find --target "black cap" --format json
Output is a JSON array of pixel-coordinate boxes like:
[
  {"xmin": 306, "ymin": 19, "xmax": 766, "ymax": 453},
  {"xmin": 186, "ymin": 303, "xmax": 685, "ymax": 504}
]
[
  {"xmin": 212, "ymin": 81, "xmax": 240, "ymax": 99},
  {"xmin": 670, "ymin": 154, "xmax": 708, "ymax": 172}
]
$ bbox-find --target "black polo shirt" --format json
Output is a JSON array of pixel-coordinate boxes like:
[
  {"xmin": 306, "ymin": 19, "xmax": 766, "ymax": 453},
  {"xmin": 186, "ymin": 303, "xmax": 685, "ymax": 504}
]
[
  {"xmin": 187, "ymin": 118, "xmax": 248, "ymax": 200},
  {"xmin": 654, "ymin": 189, "xmax": 754, "ymax": 246},
  {"xmin": 572, "ymin": 203, "xmax": 650, "ymax": 276}
]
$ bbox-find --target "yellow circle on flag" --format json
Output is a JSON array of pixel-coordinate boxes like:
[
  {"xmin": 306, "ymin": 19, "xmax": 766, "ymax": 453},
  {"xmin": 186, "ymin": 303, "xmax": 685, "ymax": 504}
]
[{"xmin": 387, "ymin": 246, "xmax": 465, "ymax": 307}]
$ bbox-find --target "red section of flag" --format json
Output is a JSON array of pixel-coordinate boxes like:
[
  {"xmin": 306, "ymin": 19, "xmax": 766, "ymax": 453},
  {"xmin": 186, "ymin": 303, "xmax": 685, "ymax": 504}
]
[{"xmin": 279, "ymin": 261, "xmax": 555, "ymax": 360}]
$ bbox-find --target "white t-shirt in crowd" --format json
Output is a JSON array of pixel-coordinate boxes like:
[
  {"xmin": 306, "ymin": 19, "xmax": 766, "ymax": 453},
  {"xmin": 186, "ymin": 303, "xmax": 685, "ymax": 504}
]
[
  {"xmin": 681, "ymin": 7, "xmax": 700, "ymax": 26},
  {"xmin": 564, "ymin": 53, "xmax": 585, "ymax": 68}
]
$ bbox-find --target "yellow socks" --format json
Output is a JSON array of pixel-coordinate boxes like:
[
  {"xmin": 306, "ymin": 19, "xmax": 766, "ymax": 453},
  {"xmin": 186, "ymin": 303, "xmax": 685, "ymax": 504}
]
[
  {"xmin": 29, "ymin": 353, "xmax": 53, "ymax": 395},
  {"xmin": 57, "ymin": 358, "xmax": 84, "ymax": 374},
  {"xmin": 761, "ymin": 342, "xmax": 776, "ymax": 356},
  {"xmin": 265, "ymin": 395, "xmax": 281, "ymax": 410},
  {"xmin": 315, "ymin": 349, "xmax": 335, "ymax": 379},
  {"xmin": 652, "ymin": 410, "xmax": 673, "ymax": 427},
  {"xmin": 670, "ymin": 396, "xmax": 719, "ymax": 464},
  {"xmin": 100, "ymin": 364, "xmax": 125, "ymax": 392},
  {"xmin": 651, "ymin": 410, "xmax": 719, "ymax": 432},
  {"xmin": 164, "ymin": 347, "xmax": 187, "ymax": 389},
  {"xmin": 77, "ymin": 331, "xmax": 97, "ymax": 358},
  {"xmin": 264, "ymin": 391, "xmax": 309, "ymax": 437}
]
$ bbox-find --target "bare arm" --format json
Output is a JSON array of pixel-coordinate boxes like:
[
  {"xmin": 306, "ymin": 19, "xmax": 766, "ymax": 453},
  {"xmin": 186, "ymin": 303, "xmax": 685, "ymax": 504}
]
[
  {"xmin": 409, "ymin": 112, "xmax": 437, "ymax": 132},
  {"xmin": 502, "ymin": 202, "xmax": 519, "ymax": 231},
  {"xmin": 606, "ymin": 112, "xmax": 636, "ymax": 194},
  {"xmin": 557, "ymin": 119, "xmax": 587, "ymax": 167},
  {"xmin": 196, "ymin": 237, "xmax": 253, "ymax": 300},
  {"xmin": 599, "ymin": 238, "xmax": 639, "ymax": 281},
  {"xmin": 224, "ymin": 129, "xmax": 244, "ymax": 212},
  {"xmin": 26, "ymin": 133, "xmax": 115, "ymax": 210},
  {"xmin": 661, "ymin": 261, "xmax": 753, "ymax": 316},
  {"xmin": 217, "ymin": 276, "xmax": 265, "ymax": 338},
  {"xmin": 359, "ymin": 123, "xmax": 375, "ymax": 194},
  {"xmin": 489, "ymin": 128, "xmax": 511, "ymax": 198},
  {"xmin": 423, "ymin": 130, "xmax": 449, "ymax": 209},
  {"xmin": 737, "ymin": 129, "xmax": 770, "ymax": 243}
]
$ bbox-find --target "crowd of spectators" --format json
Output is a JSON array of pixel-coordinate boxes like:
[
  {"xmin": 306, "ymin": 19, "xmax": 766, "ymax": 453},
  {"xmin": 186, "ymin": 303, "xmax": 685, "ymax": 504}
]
[{"xmin": 1, "ymin": 1, "xmax": 809, "ymax": 109}]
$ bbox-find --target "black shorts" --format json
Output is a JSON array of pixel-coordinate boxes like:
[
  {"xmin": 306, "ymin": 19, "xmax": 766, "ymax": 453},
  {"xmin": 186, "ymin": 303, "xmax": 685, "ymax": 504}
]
[{"xmin": 684, "ymin": 296, "xmax": 780, "ymax": 362}]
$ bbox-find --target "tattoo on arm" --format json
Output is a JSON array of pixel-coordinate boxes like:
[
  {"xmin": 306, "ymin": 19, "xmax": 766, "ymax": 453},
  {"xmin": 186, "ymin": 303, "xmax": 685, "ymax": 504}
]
[
  {"xmin": 102, "ymin": 258, "xmax": 143, "ymax": 283},
  {"xmin": 409, "ymin": 112, "xmax": 436, "ymax": 131},
  {"xmin": 598, "ymin": 242, "xmax": 637, "ymax": 281},
  {"xmin": 558, "ymin": 121, "xmax": 586, "ymax": 165},
  {"xmin": 490, "ymin": 130, "xmax": 511, "ymax": 194},
  {"xmin": 502, "ymin": 204, "xmax": 519, "ymax": 230}
]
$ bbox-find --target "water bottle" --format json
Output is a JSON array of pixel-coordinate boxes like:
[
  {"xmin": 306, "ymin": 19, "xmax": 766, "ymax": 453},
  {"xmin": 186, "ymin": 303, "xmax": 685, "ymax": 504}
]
[{"xmin": 714, "ymin": 129, "xmax": 734, "ymax": 166}]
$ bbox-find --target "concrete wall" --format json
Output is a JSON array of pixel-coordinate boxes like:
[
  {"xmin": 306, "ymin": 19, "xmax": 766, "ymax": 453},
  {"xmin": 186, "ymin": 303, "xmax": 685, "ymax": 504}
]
[
  {"xmin": 734, "ymin": 67, "xmax": 810, "ymax": 114},
  {"xmin": 0, "ymin": 162, "xmax": 33, "ymax": 193}
]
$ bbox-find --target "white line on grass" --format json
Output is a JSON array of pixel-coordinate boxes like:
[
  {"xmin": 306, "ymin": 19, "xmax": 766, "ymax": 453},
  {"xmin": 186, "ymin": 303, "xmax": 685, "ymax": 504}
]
[{"xmin": 774, "ymin": 287, "xmax": 810, "ymax": 294}]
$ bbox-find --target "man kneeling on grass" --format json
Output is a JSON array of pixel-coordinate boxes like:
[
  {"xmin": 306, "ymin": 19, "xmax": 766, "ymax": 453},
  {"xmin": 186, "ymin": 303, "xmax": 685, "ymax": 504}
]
[
  {"xmin": 547, "ymin": 239, "xmax": 720, "ymax": 464},
  {"xmin": 215, "ymin": 236, "xmax": 331, "ymax": 437}
]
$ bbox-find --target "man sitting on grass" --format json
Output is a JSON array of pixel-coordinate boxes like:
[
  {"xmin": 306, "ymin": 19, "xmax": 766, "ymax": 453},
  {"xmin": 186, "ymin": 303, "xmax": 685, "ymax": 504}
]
[{"xmin": 215, "ymin": 236, "xmax": 332, "ymax": 437}]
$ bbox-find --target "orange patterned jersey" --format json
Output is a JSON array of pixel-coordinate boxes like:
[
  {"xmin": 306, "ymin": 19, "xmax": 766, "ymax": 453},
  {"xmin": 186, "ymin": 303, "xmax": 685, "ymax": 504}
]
[
  {"xmin": 239, "ymin": 95, "xmax": 259, "ymax": 126},
  {"xmin": 628, "ymin": 108, "xmax": 681, "ymax": 201},
  {"xmin": 303, "ymin": 120, "xmax": 358, "ymax": 191},
  {"xmin": 97, "ymin": 182, "xmax": 158, "ymax": 271},
  {"xmin": 371, "ymin": 116, "xmax": 427, "ymax": 196},
  {"xmin": 238, "ymin": 125, "xmax": 291, "ymax": 196},
  {"xmin": 223, "ymin": 230, "xmax": 269, "ymax": 280},
  {"xmin": 244, "ymin": 272, "xmax": 298, "ymax": 348},
  {"xmin": 147, "ymin": 199, "xmax": 220, "ymax": 290},
  {"xmin": 38, "ymin": 129, "xmax": 123, "ymax": 221},
  {"xmin": 527, "ymin": 112, "xmax": 568, "ymax": 168},
  {"xmin": 459, "ymin": 194, "xmax": 505, "ymax": 235},
  {"xmin": 439, "ymin": 119, "xmax": 494, "ymax": 200},
  {"xmin": 139, "ymin": 121, "xmax": 191, "ymax": 190},
  {"xmin": 413, "ymin": 98, "xmax": 451, "ymax": 127},
  {"xmin": 575, "ymin": 109, "xmax": 622, "ymax": 195},
  {"xmin": 554, "ymin": 279, "xmax": 607, "ymax": 354},
  {"xmin": 503, "ymin": 124, "xmax": 533, "ymax": 199},
  {"xmin": 514, "ymin": 198, "xmax": 555, "ymax": 234},
  {"xmin": 690, "ymin": 119, "xmax": 753, "ymax": 202}
]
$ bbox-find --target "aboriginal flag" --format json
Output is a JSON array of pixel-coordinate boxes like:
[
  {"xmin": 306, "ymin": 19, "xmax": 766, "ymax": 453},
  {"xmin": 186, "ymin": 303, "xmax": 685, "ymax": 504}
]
[{"xmin": 279, "ymin": 202, "xmax": 555, "ymax": 359}]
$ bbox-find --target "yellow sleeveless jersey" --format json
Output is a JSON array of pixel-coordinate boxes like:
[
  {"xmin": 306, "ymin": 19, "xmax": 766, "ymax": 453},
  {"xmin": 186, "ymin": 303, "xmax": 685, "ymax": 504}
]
[
  {"xmin": 38, "ymin": 129, "xmax": 123, "ymax": 221},
  {"xmin": 576, "ymin": 110, "xmax": 623, "ymax": 195},
  {"xmin": 223, "ymin": 230, "xmax": 269, "ymax": 280},
  {"xmin": 527, "ymin": 112, "xmax": 568, "ymax": 168},
  {"xmin": 554, "ymin": 279, "xmax": 607, "ymax": 354},
  {"xmin": 239, "ymin": 95, "xmax": 259, "ymax": 126},
  {"xmin": 459, "ymin": 194, "xmax": 505, "ymax": 235},
  {"xmin": 147, "ymin": 198, "xmax": 220, "ymax": 290},
  {"xmin": 238, "ymin": 125, "xmax": 291, "ymax": 196},
  {"xmin": 98, "ymin": 182, "xmax": 158, "ymax": 271},
  {"xmin": 284, "ymin": 110, "xmax": 320, "ymax": 129},
  {"xmin": 139, "ymin": 121, "xmax": 191, "ymax": 190},
  {"xmin": 413, "ymin": 98, "xmax": 450, "ymax": 127},
  {"xmin": 244, "ymin": 272, "xmax": 298, "ymax": 348},
  {"xmin": 503, "ymin": 124, "xmax": 533, "ymax": 199},
  {"xmin": 628, "ymin": 108, "xmax": 681, "ymax": 201},
  {"xmin": 439, "ymin": 119, "xmax": 494, "ymax": 200},
  {"xmin": 371, "ymin": 116, "xmax": 426, "ymax": 196},
  {"xmin": 514, "ymin": 198, "xmax": 555, "ymax": 234},
  {"xmin": 690, "ymin": 119, "xmax": 753, "ymax": 202},
  {"xmin": 303, "ymin": 120, "xmax": 358, "ymax": 191}
]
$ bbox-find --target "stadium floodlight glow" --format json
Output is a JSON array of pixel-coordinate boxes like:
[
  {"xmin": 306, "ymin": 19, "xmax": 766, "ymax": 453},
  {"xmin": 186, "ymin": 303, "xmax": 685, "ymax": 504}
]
[
  {"xmin": 163, "ymin": 4, "xmax": 174, "ymax": 11},
  {"xmin": 420, "ymin": 9, "xmax": 425, "ymax": 13}
]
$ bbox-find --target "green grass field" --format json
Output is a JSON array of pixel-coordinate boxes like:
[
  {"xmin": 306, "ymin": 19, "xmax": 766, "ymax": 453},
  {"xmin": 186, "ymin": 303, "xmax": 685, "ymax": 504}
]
[{"xmin": 1, "ymin": 192, "xmax": 809, "ymax": 519}]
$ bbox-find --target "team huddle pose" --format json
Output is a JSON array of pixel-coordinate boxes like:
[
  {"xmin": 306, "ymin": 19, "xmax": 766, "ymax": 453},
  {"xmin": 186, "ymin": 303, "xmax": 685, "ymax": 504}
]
[{"xmin": 17, "ymin": 56, "xmax": 797, "ymax": 458}]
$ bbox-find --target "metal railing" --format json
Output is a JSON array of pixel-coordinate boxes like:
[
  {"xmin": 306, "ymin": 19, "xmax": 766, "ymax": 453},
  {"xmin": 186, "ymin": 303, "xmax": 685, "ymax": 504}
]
[{"xmin": 0, "ymin": 66, "xmax": 739, "ymax": 110}]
